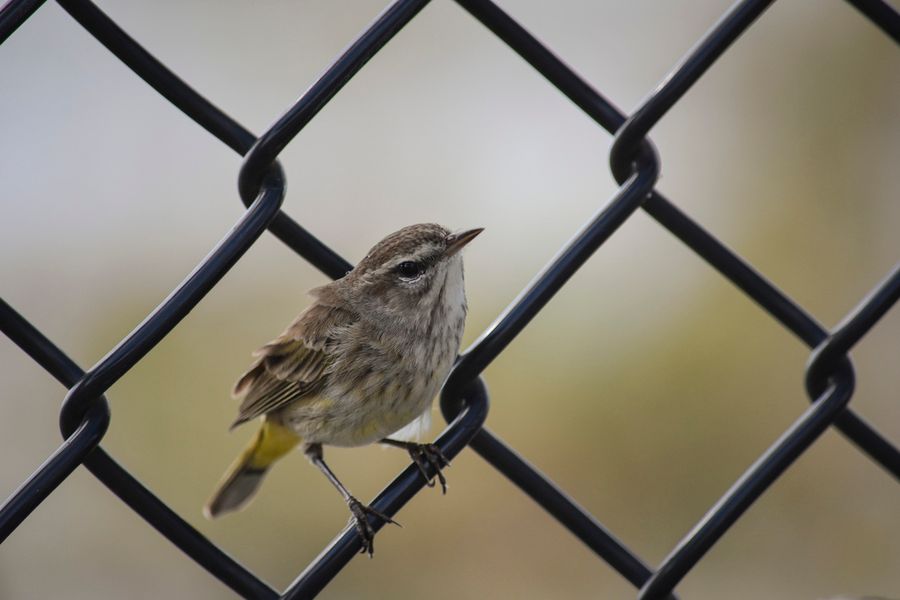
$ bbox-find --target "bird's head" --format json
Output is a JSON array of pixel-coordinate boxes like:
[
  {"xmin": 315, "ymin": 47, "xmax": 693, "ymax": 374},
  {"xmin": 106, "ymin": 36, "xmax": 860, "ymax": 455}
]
[{"xmin": 343, "ymin": 223, "xmax": 483, "ymax": 324}]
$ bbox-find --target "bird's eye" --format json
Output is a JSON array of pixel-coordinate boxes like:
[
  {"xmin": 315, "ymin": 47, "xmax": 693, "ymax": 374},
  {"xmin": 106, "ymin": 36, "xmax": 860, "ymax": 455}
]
[{"xmin": 396, "ymin": 261, "xmax": 423, "ymax": 279}]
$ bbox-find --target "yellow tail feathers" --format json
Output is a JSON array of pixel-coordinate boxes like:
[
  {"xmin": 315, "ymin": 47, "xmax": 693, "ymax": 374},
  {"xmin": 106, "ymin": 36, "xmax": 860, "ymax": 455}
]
[{"xmin": 203, "ymin": 420, "xmax": 299, "ymax": 519}]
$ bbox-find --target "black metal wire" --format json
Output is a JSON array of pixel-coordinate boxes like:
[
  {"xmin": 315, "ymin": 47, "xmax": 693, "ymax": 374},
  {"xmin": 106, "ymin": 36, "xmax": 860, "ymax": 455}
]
[
  {"xmin": 237, "ymin": 0, "xmax": 432, "ymax": 208},
  {"xmin": 0, "ymin": 0, "xmax": 46, "ymax": 44},
  {"xmin": 457, "ymin": 0, "xmax": 900, "ymax": 481},
  {"xmin": 0, "ymin": 300, "xmax": 279, "ymax": 598},
  {"xmin": 1, "ymin": 0, "xmax": 898, "ymax": 598},
  {"xmin": 846, "ymin": 0, "xmax": 900, "ymax": 42},
  {"xmin": 466, "ymin": 428, "xmax": 669, "ymax": 595}
]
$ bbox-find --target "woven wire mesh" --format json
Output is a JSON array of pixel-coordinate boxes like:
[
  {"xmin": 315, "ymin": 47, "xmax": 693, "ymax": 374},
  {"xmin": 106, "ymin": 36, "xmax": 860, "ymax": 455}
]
[{"xmin": 1, "ymin": 0, "xmax": 899, "ymax": 598}]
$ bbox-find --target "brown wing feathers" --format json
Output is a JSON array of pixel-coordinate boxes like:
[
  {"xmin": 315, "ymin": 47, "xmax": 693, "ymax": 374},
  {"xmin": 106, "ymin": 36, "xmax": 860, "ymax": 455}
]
[{"xmin": 229, "ymin": 294, "xmax": 355, "ymax": 428}]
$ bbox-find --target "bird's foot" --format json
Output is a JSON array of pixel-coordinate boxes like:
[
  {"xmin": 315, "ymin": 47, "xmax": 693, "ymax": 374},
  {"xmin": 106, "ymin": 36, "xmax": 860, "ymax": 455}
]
[
  {"xmin": 406, "ymin": 443, "xmax": 451, "ymax": 494},
  {"xmin": 346, "ymin": 496, "xmax": 399, "ymax": 557}
]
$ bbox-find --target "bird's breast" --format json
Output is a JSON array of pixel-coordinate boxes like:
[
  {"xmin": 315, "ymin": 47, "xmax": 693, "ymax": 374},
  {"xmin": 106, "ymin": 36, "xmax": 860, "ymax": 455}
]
[
  {"xmin": 282, "ymin": 260, "xmax": 468, "ymax": 447},
  {"xmin": 284, "ymin": 323, "xmax": 463, "ymax": 448}
]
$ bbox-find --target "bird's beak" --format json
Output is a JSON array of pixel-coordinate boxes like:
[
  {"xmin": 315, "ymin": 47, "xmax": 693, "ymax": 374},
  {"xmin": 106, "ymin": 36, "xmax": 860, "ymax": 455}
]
[{"xmin": 445, "ymin": 228, "xmax": 484, "ymax": 257}]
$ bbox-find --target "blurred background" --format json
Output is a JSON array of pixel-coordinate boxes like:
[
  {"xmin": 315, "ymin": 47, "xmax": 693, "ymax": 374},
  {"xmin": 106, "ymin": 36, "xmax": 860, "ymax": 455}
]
[{"xmin": 1, "ymin": 0, "xmax": 899, "ymax": 598}]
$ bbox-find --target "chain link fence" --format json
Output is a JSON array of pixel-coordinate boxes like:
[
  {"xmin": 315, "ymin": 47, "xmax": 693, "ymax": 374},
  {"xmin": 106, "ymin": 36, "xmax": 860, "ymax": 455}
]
[{"xmin": 1, "ymin": 0, "xmax": 898, "ymax": 598}]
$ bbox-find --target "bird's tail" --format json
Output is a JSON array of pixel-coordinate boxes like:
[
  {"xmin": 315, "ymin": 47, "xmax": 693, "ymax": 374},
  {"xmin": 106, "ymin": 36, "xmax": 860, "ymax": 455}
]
[{"xmin": 203, "ymin": 419, "xmax": 300, "ymax": 519}]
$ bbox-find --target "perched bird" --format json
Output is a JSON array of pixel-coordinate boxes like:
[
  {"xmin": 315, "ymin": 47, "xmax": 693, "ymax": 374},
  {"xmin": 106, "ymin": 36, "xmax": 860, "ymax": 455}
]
[{"xmin": 204, "ymin": 223, "xmax": 482, "ymax": 555}]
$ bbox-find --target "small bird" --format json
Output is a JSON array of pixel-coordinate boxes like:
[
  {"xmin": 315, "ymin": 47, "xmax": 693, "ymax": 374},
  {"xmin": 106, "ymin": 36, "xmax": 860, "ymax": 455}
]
[{"xmin": 204, "ymin": 223, "xmax": 482, "ymax": 555}]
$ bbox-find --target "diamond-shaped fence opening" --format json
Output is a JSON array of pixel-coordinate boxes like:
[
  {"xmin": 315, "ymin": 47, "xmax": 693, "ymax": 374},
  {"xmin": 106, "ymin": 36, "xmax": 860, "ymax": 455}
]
[{"xmin": 1, "ymin": 0, "xmax": 898, "ymax": 598}]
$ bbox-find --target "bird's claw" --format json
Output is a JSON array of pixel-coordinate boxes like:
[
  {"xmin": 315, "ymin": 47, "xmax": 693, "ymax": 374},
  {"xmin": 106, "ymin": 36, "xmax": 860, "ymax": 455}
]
[
  {"xmin": 346, "ymin": 496, "xmax": 400, "ymax": 557},
  {"xmin": 407, "ymin": 443, "xmax": 451, "ymax": 494}
]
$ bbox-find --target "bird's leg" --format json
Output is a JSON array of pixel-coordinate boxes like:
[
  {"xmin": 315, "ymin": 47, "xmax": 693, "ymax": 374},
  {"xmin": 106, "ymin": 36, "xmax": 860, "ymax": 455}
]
[
  {"xmin": 303, "ymin": 443, "xmax": 399, "ymax": 557},
  {"xmin": 380, "ymin": 439, "xmax": 450, "ymax": 494}
]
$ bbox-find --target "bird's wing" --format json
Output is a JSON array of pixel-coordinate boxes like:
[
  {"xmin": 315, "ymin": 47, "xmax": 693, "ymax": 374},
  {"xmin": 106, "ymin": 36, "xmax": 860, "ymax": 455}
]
[{"xmin": 230, "ymin": 291, "xmax": 355, "ymax": 428}]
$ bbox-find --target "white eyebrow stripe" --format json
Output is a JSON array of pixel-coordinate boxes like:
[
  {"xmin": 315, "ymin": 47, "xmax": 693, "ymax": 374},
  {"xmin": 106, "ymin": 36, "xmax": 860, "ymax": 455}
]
[{"xmin": 388, "ymin": 242, "xmax": 444, "ymax": 268}]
